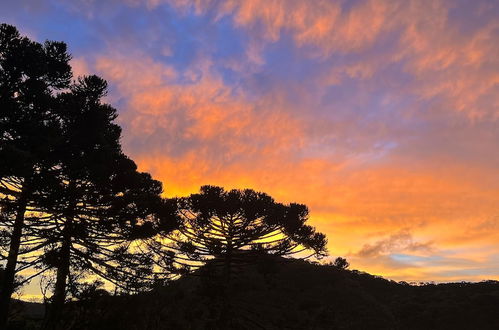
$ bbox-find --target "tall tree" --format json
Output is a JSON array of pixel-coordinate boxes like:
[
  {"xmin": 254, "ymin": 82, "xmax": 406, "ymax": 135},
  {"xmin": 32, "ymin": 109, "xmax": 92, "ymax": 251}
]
[
  {"xmin": 38, "ymin": 76, "xmax": 177, "ymax": 330},
  {"xmin": 0, "ymin": 23, "xmax": 71, "ymax": 327},
  {"xmin": 148, "ymin": 185, "xmax": 327, "ymax": 280}
]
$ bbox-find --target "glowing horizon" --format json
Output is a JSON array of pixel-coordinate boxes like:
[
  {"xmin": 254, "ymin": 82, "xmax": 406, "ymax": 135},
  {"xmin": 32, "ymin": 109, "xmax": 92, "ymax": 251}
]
[{"xmin": 2, "ymin": 0, "xmax": 499, "ymax": 286}]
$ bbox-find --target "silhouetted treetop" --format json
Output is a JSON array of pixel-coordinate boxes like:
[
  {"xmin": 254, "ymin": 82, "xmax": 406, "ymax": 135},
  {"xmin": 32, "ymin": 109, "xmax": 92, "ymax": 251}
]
[
  {"xmin": 149, "ymin": 185, "xmax": 327, "ymax": 277},
  {"xmin": 332, "ymin": 256, "xmax": 350, "ymax": 269},
  {"xmin": 0, "ymin": 23, "xmax": 71, "ymax": 90}
]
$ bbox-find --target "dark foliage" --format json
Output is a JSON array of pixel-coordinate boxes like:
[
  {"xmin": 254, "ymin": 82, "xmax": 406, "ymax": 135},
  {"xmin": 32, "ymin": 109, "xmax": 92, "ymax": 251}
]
[
  {"xmin": 0, "ymin": 23, "xmax": 72, "ymax": 328},
  {"xmin": 35, "ymin": 76, "xmax": 176, "ymax": 329},
  {"xmin": 147, "ymin": 185, "xmax": 327, "ymax": 279},
  {"xmin": 332, "ymin": 256, "xmax": 350, "ymax": 269}
]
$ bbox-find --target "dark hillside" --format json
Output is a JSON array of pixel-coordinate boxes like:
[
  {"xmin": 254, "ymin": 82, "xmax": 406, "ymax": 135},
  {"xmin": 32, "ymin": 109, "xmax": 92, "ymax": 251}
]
[{"xmin": 37, "ymin": 255, "xmax": 499, "ymax": 330}]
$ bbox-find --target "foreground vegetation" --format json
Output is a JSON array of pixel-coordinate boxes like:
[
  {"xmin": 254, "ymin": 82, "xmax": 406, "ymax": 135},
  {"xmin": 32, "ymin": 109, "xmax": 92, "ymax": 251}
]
[{"xmin": 6, "ymin": 256, "xmax": 499, "ymax": 330}]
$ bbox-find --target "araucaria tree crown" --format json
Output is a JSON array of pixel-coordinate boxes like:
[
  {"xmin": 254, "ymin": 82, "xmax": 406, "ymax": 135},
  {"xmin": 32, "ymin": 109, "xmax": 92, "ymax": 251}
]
[{"xmin": 149, "ymin": 185, "xmax": 327, "ymax": 277}]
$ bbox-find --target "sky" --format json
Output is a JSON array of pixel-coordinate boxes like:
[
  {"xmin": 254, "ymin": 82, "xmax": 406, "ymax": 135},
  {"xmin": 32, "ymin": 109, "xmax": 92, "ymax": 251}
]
[{"xmin": 1, "ymin": 0, "xmax": 499, "ymax": 285}]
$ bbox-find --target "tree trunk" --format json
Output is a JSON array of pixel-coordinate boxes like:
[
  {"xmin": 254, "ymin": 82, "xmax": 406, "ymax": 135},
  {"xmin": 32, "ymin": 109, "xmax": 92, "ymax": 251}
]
[
  {"xmin": 42, "ymin": 202, "xmax": 74, "ymax": 330},
  {"xmin": 220, "ymin": 232, "xmax": 233, "ymax": 327},
  {"xmin": 225, "ymin": 238, "xmax": 233, "ymax": 283},
  {"xmin": 0, "ymin": 186, "xmax": 28, "ymax": 328}
]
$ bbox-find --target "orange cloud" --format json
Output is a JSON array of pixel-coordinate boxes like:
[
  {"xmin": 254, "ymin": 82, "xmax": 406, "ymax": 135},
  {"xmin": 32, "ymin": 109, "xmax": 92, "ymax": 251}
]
[
  {"xmin": 128, "ymin": 144, "xmax": 499, "ymax": 281},
  {"xmin": 87, "ymin": 49, "xmax": 499, "ymax": 281},
  {"xmin": 70, "ymin": 0, "xmax": 499, "ymax": 282}
]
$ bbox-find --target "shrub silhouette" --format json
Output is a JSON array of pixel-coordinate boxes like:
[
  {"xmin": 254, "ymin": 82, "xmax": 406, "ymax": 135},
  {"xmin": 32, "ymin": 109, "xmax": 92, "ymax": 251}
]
[{"xmin": 333, "ymin": 256, "xmax": 350, "ymax": 269}]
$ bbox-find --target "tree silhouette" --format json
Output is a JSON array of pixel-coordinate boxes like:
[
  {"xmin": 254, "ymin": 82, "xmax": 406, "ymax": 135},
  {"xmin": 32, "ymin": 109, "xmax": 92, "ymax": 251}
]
[
  {"xmin": 146, "ymin": 185, "xmax": 327, "ymax": 327},
  {"xmin": 0, "ymin": 24, "xmax": 178, "ymax": 329},
  {"xmin": 333, "ymin": 257, "xmax": 350, "ymax": 269},
  {"xmin": 148, "ymin": 185, "xmax": 327, "ymax": 280},
  {"xmin": 0, "ymin": 23, "xmax": 71, "ymax": 328},
  {"xmin": 35, "ymin": 76, "xmax": 177, "ymax": 330}
]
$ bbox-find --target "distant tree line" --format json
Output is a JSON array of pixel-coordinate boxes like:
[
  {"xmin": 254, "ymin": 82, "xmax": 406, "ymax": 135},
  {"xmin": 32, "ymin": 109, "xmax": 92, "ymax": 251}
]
[{"xmin": 0, "ymin": 23, "xmax": 327, "ymax": 329}]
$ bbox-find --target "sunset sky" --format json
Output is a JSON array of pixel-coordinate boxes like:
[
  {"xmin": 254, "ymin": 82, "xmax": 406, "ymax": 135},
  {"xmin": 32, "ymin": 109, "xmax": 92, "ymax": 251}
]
[{"xmin": 2, "ymin": 0, "xmax": 499, "ymax": 284}]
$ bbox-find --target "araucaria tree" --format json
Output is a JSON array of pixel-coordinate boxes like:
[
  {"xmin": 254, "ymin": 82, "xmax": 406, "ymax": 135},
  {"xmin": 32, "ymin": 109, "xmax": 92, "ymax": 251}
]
[
  {"xmin": 149, "ymin": 185, "xmax": 327, "ymax": 279},
  {"xmin": 0, "ymin": 23, "xmax": 71, "ymax": 328},
  {"xmin": 38, "ymin": 76, "xmax": 175, "ymax": 329}
]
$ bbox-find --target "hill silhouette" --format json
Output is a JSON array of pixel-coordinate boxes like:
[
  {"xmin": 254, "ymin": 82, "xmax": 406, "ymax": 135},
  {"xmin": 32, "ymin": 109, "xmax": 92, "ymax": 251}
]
[{"xmin": 9, "ymin": 255, "xmax": 499, "ymax": 330}]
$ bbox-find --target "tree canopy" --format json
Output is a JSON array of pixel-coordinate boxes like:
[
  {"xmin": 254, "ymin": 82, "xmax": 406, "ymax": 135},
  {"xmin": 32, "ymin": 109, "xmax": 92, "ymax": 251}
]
[
  {"xmin": 148, "ymin": 185, "xmax": 327, "ymax": 279},
  {"xmin": 36, "ymin": 75, "xmax": 176, "ymax": 329}
]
